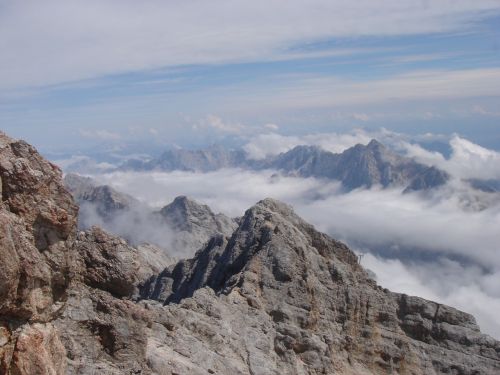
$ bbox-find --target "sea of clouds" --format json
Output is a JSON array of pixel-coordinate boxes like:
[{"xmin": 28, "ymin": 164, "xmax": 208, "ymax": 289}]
[{"xmin": 66, "ymin": 130, "xmax": 500, "ymax": 338}]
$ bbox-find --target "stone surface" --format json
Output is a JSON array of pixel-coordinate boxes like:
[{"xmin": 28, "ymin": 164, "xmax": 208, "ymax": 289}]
[{"xmin": 0, "ymin": 130, "xmax": 499, "ymax": 375}]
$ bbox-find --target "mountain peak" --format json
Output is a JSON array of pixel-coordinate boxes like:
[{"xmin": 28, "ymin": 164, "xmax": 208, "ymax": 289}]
[
  {"xmin": 366, "ymin": 138, "xmax": 385, "ymax": 149},
  {"xmin": 1, "ymin": 132, "xmax": 499, "ymax": 375},
  {"xmin": 159, "ymin": 195, "xmax": 237, "ymax": 253},
  {"xmin": 253, "ymin": 197, "xmax": 294, "ymax": 216}
]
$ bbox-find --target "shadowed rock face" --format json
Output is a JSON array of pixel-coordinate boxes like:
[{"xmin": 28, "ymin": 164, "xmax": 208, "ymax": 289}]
[{"xmin": 1, "ymin": 130, "xmax": 499, "ymax": 375}]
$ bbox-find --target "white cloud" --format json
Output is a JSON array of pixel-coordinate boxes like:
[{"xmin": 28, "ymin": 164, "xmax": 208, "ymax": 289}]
[
  {"xmin": 243, "ymin": 129, "xmax": 375, "ymax": 159},
  {"xmin": 403, "ymin": 134, "xmax": 500, "ymax": 180},
  {"xmin": 86, "ymin": 167, "xmax": 500, "ymax": 338},
  {"xmin": 90, "ymin": 168, "xmax": 500, "ymax": 269},
  {"xmin": 224, "ymin": 68, "xmax": 500, "ymax": 112},
  {"xmin": 472, "ymin": 105, "xmax": 500, "ymax": 117},
  {"xmin": 352, "ymin": 113, "xmax": 370, "ymax": 121},
  {"xmin": 1, "ymin": 1, "xmax": 500, "ymax": 89},
  {"xmin": 202, "ymin": 114, "xmax": 246, "ymax": 135},
  {"xmin": 364, "ymin": 254, "xmax": 500, "ymax": 339},
  {"xmin": 264, "ymin": 123, "xmax": 279, "ymax": 131}
]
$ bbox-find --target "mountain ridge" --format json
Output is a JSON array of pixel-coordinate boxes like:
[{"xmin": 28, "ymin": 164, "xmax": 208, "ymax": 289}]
[
  {"xmin": 121, "ymin": 139, "xmax": 450, "ymax": 192},
  {"xmin": 1, "ymin": 131, "xmax": 499, "ymax": 374}
]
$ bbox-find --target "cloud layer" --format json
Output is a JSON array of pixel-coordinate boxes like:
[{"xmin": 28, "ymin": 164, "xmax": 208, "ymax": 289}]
[
  {"xmin": 89, "ymin": 167, "xmax": 500, "ymax": 338},
  {"xmin": 2, "ymin": 1, "xmax": 500, "ymax": 89},
  {"xmin": 65, "ymin": 131, "xmax": 500, "ymax": 339}
]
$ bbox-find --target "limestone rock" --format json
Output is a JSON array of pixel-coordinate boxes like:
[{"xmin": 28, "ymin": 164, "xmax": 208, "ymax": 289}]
[{"xmin": 0, "ymin": 131, "xmax": 499, "ymax": 375}]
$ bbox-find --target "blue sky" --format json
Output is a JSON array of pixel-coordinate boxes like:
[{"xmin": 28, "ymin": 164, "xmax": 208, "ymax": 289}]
[{"xmin": 1, "ymin": 0, "xmax": 500, "ymax": 153}]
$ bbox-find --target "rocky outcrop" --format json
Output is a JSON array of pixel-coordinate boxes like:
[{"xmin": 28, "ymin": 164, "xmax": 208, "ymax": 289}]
[
  {"xmin": 1, "ymin": 130, "xmax": 499, "ymax": 374},
  {"xmin": 159, "ymin": 195, "xmax": 238, "ymax": 255},
  {"xmin": 141, "ymin": 198, "xmax": 500, "ymax": 374}
]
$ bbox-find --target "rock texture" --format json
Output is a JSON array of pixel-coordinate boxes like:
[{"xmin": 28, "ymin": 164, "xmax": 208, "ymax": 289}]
[{"xmin": 1, "ymin": 130, "xmax": 499, "ymax": 375}]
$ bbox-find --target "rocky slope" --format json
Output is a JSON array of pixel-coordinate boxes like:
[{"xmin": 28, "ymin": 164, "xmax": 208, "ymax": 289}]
[
  {"xmin": 64, "ymin": 173, "xmax": 141, "ymax": 222},
  {"xmin": 1, "ymin": 130, "xmax": 499, "ymax": 375}
]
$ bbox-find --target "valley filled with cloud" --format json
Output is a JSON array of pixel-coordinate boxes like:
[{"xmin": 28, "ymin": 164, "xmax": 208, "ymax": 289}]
[{"xmin": 65, "ymin": 130, "xmax": 500, "ymax": 339}]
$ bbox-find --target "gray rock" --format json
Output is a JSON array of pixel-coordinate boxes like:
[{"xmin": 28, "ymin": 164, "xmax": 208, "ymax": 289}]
[
  {"xmin": 158, "ymin": 195, "xmax": 238, "ymax": 255},
  {"xmin": 1, "ymin": 131, "xmax": 499, "ymax": 375},
  {"xmin": 120, "ymin": 140, "xmax": 451, "ymax": 192}
]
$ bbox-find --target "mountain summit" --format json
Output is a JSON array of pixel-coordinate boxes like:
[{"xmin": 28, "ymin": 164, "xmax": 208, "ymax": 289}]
[
  {"xmin": 0, "ymin": 131, "xmax": 499, "ymax": 374},
  {"xmin": 266, "ymin": 139, "xmax": 449, "ymax": 191}
]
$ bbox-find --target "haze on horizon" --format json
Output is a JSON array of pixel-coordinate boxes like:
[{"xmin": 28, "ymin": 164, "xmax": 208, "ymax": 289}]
[{"xmin": 0, "ymin": 0, "xmax": 499, "ymax": 153}]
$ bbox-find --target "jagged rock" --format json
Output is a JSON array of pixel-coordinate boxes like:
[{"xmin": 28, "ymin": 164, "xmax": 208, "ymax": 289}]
[
  {"xmin": 64, "ymin": 173, "xmax": 140, "ymax": 222},
  {"xmin": 8, "ymin": 323, "xmax": 67, "ymax": 375},
  {"xmin": 266, "ymin": 140, "xmax": 449, "ymax": 191},
  {"xmin": 0, "ymin": 132, "xmax": 78, "ymax": 322},
  {"xmin": 0, "ymin": 131, "xmax": 499, "ymax": 375},
  {"xmin": 159, "ymin": 195, "xmax": 238, "ymax": 255},
  {"xmin": 65, "ymin": 174, "xmax": 237, "ymax": 256},
  {"xmin": 142, "ymin": 198, "xmax": 500, "ymax": 374},
  {"xmin": 120, "ymin": 140, "xmax": 450, "ymax": 192}
]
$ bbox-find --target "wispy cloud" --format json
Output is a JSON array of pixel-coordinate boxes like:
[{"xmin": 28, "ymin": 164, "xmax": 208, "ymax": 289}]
[
  {"xmin": 1, "ymin": 0, "xmax": 499, "ymax": 89},
  {"xmin": 223, "ymin": 68, "xmax": 500, "ymax": 111}
]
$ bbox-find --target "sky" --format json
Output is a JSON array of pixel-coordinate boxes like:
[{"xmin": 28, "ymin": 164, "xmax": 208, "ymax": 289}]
[
  {"xmin": 2, "ymin": 1, "xmax": 499, "ymax": 337},
  {"xmin": 1, "ymin": 0, "xmax": 500, "ymax": 153}
]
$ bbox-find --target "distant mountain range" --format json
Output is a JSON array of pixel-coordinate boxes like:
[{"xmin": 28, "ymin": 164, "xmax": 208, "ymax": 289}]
[
  {"xmin": 4, "ymin": 131, "xmax": 500, "ymax": 374},
  {"xmin": 121, "ymin": 139, "xmax": 450, "ymax": 192}
]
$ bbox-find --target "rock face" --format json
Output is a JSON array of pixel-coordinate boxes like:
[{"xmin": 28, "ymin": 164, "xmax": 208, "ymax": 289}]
[{"xmin": 1, "ymin": 130, "xmax": 499, "ymax": 375}]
